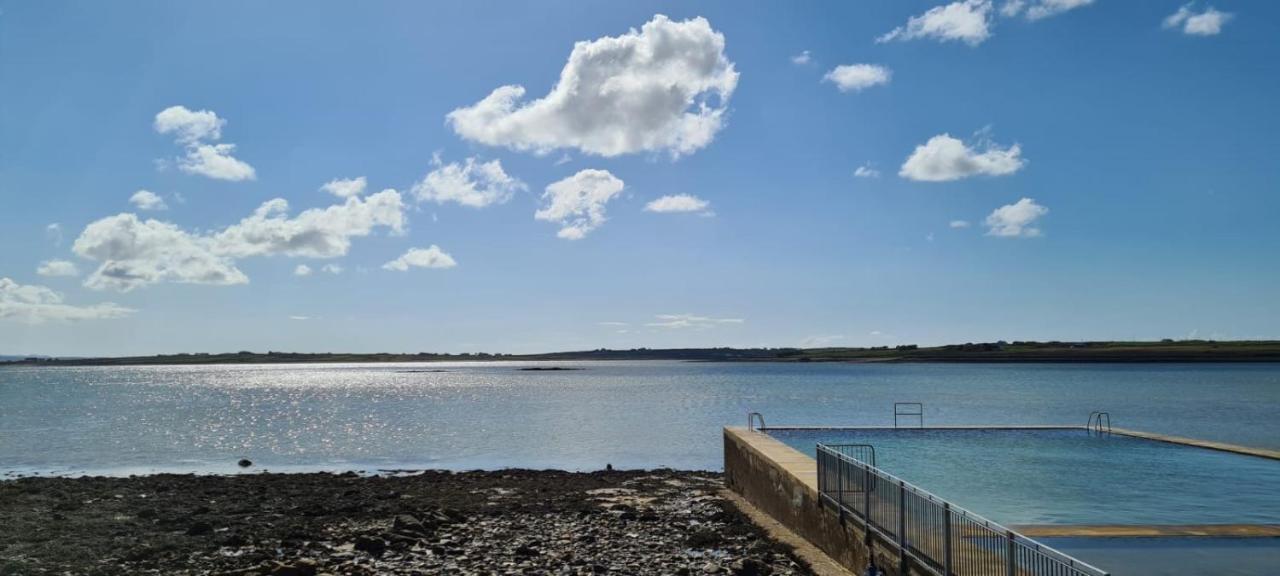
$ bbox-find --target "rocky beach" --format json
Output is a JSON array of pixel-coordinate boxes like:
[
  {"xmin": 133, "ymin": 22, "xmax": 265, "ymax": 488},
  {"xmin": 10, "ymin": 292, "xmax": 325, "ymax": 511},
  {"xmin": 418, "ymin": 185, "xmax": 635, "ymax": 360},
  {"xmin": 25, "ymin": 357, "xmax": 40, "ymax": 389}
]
[{"xmin": 0, "ymin": 469, "xmax": 817, "ymax": 576}]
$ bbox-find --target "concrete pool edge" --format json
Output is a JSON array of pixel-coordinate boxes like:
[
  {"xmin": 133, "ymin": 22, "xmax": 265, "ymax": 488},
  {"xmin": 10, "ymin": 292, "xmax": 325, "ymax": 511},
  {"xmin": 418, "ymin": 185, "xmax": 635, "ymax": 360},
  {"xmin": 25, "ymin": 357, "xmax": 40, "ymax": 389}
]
[
  {"xmin": 760, "ymin": 425, "xmax": 1280, "ymax": 461},
  {"xmin": 723, "ymin": 426, "xmax": 906, "ymax": 575}
]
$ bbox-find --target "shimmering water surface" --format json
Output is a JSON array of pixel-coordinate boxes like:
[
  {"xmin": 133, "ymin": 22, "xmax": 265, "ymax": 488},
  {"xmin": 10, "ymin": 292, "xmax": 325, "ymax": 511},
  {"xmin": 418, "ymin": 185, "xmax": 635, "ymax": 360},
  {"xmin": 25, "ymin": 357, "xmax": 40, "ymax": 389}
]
[
  {"xmin": 2, "ymin": 361, "xmax": 1277, "ymax": 475},
  {"xmin": 770, "ymin": 428, "xmax": 1280, "ymax": 525}
]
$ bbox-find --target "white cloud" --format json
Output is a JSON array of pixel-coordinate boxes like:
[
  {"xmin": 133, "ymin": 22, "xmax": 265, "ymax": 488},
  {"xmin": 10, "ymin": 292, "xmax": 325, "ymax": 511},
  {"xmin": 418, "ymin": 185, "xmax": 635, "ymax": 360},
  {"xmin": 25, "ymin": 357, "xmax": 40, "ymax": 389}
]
[
  {"xmin": 899, "ymin": 133, "xmax": 1026, "ymax": 182},
  {"xmin": 154, "ymin": 106, "xmax": 256, "ymax": 181},
  {"xmin": 949, "ymin": 219, "xmax": 972, "ymax": 228},
  {"xmin": 383, "ymin": 246, "xmax": 458, "ymax": 271},
  {"xmin": 289, "ymin": 315, "xmax": 310, "ymax": 321},
  {"xmin": 1001, "ymin": 0, "xmax": 1094, "ymax": 20},
  {"xmin": 320, "ymin": 177, "xmax": 367, "ymax": 199},
  {"xmin": 878, "ymin": 0, "xmax": 994, "ymax": 46},
  {"xmin": 37, "ymin": 260, "xmax": 80, "ymax": 277},
  {"xmin": 644, "ymin": 194, "xmax": 711, "ymax": 214},
  {"xmin": 46, "ymin": 223, "xmax": 63, "ymax": 246},
  {"xmin": 800, "ymin": 334, "xmax": 845, "ymax": 347},
  {"xmin": 412, "ymin": 155, "xmax": 526, "ymax": 208},
  {"xmin": 129, "ymin": 190, "xmax": 168, "ymax": 211},
  {"xmin": 73, "ymin": 214, "xmax": 247, "ymax": 292},
  {"xmin": 212, "ymin": 190, "xmax": 405, "ymax": 259},
  {"xmin": 321, "ymin": 264, "xmax": 344, "ymax": 275},
  {"xmin": 823, "ymin": 64, "xmax": 892, "ymax": 93},
  {"xmin": 447, "ymin": 15, "xmax": 739, "ymax": 159},
  {"xmin": 646, "ymin": 313, "xmax": 744, "ymax": 329},
  {"xmin": 1164, "ymin": 3, "xmax": 1233, "ymax": 36},
  {"xmin": 294, "ymin": 264, "xmax": 313, "ymax": 276},
  {"xmin": 154, "ymin": 106, "xmax": 223, "ymax": 144},
  {"xmin": 985, "ymin": 197, "xmax": 1048, "ymax": 237},
  {"xmin": 791, "ymin": 50, "xmax": 812, "ymax": 65},
  {"xmin": 535, "ymin": 169, "xmax": 625, "ymax": 240},
  {"xmin": 854, "ymin": 164, "xmax": 881, "ymax": 178},
  {"xmin": 598, "ymin": 321, "xmax": 630, "ymax": 327},
  {"xmin": 73, "ymin": 190, "xmax": 405, "ymax": 291},
  {"xmin": 0, "ymin": 277, "xmax": 133, "ymax": 324}
]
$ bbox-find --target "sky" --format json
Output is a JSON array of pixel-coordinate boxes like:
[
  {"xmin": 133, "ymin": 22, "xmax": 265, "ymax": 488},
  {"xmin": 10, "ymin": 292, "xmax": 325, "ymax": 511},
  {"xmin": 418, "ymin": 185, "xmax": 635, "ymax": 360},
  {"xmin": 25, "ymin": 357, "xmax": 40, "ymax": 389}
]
[{"xmin": 1, "ymin": 0, "xmax": 1278, "ymax": 356}]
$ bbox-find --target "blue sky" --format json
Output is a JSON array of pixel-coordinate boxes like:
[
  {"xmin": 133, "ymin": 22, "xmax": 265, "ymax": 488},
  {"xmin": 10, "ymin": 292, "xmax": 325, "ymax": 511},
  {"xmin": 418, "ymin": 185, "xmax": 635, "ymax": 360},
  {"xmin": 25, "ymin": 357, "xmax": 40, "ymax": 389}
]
[{"xmin": 2, "ymin": 1, "xmax": 1277, "ymax": 356}]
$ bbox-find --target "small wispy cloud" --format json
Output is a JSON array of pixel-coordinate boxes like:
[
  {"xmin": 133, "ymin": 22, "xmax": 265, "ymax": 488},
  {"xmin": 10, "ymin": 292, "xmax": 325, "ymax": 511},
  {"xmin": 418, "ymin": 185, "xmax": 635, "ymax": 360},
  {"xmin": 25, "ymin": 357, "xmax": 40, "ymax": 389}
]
[
  {"xmin": 900, "ymin": 131, "xmax": 1026, "ymax": 182},
  {"xmin": 37, "ymin": 260, "xmax": 80, "ymax": 278},
  {"xmin": 801, "ymin": 334, "xmax": 845, "ymax": 347},
  {"xmin": 985, "ymin": 197, "xmax": 1048, "ymax": 237},
  {"xmin": 645, "ymin": 314, "xmax": 745, "ymax": 330},
  {"xmin": 791, "ymin": 50, "xmax": 812, "ymax": 65},
  {"xmin": 823, "ymin": 64, "xmax": 892, "ymax": 93},
  {"xmin": 644, "ymin": 194, "xmax": 713, "ymax": 215},
  {"xmin": 129, "ymin": 190, "xmax": 168, "ymax": 211},
  {"xmin": 1164, "ymin": 3, "xmax": 1233, "ymax": 36},
  {"xmin": 950, "ymin": 220, "xmax": 972, "ymax": 229},
  {"xmin": 46, "ymin": 223, "xmax": 63, "ymax": 246},
  {"xmin": 854, "ymin": 163, "xmax": 881, "ymax": 179},
  {"xmin": 878, "ymin": 0, "xmax": 994, "ymax": 46}
]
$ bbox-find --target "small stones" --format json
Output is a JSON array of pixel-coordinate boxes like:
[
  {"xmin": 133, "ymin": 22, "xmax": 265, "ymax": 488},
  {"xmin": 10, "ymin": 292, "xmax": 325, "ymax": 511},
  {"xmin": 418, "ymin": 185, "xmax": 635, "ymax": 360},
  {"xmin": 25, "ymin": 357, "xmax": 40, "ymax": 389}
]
[
  {"xmin": 0, "ymin": 470, "xmax": 812, "ymax": 576},
  {"xmin": 352, "ymin": 535, "xmax": 386, "ymax": 556}
]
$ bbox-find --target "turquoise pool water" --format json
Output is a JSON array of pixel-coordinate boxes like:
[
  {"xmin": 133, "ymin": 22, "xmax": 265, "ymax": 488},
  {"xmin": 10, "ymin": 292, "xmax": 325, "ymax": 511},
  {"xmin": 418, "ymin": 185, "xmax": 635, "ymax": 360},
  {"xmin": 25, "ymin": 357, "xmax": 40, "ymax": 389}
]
[
  {"xmin": 769, "ymin": 428, "xmax": 1280, "ymax": 526},
  {"xmin": 1042, "ymin": 539, "xmax": 1280, "ymax": 576}
]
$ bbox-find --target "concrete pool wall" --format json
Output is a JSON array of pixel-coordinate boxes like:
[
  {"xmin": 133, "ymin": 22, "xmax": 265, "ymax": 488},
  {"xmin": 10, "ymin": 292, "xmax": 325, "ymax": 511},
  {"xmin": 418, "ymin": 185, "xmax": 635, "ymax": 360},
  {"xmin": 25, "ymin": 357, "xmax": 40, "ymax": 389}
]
[{"xmin": 723, "ymin": 426, "xmax": 913, "ymax": 575}]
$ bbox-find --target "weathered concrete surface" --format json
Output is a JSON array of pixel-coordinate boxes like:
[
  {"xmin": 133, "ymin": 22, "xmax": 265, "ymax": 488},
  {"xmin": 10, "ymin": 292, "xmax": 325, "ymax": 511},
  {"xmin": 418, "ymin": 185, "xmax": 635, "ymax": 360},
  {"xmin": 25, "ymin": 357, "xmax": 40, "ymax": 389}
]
[
  {"xmin": 1108, "ymin": 427, "xmax": 1280, "ymax": 461},
  {"xmin": 1013, "ymin": 524, "xmax": 1280, "ymax": 538},
  {"xmin": 723, "ymin": 427, "xmax": 916, "ymax": 576},
  {"xmin": 721, "ymin": 489, "xmax": 855, "ymax": 576}
]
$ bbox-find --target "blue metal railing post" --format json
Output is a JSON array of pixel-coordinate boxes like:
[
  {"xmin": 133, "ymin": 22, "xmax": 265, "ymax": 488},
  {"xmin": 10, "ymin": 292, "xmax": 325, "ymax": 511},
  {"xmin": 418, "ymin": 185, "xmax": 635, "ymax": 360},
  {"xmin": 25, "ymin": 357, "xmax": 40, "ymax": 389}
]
[
  {"xmin": 1007, "ymin": 530, "xmax": 1017, "ymax": 576},
  {"xmin": 898, "ymin": 480, "xmax": 907, "ymax": 574},
  {"xmin": 943, "ymin": 503, "xmax": 953, "ymax": 576}
]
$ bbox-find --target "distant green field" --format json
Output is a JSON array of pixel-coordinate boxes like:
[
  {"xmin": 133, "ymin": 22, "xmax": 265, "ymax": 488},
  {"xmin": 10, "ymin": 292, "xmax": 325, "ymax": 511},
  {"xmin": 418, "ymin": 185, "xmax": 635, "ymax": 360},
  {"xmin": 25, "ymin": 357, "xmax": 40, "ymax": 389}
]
[{"xmin": 4, "ymin": 340, "xmax": 1280, "ymax": 366}]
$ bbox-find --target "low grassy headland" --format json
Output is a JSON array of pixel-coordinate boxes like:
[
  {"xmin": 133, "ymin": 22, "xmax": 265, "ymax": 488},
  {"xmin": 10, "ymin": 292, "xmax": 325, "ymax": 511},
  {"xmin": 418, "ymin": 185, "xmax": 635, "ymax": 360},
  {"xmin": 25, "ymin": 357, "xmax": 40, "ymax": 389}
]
[
  {"xmin": 5, "ymin": 340, "xmax": 1280, "ymax": 366},
  {"xmin": 0, "ymin": 469, "xmax": 814, "ymax": 576}
]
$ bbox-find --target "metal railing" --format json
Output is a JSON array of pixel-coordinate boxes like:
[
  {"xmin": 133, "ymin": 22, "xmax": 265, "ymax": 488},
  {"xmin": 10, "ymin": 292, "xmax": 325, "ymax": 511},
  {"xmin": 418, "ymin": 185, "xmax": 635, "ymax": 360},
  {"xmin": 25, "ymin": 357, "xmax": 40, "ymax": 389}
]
[
  {"xmin": 748, "ymin": 412, "xmax": 766, "ymax": 431},
  {"xmin": 816, "ymin": 444, "xmax": 1109, "ymax": 576},
  {"xmin": 894, "ymin": 402, "xmax": 924, "ymax": 428},
  {"xmin": 825, "ymin": 443, "xmax": 877, "ymax": 467},
  {"xmin": 1086, "ymin": 412, "xmax": 1112, "ymax": 436}
]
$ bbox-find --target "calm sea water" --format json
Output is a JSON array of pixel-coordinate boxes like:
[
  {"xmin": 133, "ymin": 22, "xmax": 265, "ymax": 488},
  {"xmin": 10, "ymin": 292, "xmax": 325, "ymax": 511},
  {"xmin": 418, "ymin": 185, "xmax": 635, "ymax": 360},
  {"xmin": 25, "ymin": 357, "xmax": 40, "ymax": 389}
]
[{"xmin": 1, "ymin": 361, "xmax": 1278, "ymax": 476}]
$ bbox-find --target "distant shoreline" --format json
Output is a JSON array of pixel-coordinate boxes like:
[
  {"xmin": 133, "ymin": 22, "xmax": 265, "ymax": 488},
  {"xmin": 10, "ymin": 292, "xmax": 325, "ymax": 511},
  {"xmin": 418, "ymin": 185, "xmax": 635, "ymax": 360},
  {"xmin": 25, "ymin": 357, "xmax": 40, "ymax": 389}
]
[{"xmin": 5, "ymin": 340, "xmax": 1280, "ymax": 367}]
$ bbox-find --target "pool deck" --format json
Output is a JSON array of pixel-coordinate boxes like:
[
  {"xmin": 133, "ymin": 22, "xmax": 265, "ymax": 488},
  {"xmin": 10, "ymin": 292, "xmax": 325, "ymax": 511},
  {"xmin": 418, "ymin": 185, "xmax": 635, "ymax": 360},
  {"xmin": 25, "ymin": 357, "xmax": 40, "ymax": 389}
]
[{"xmin": 760, "ymin": 424, "xmax": 1280, "ymax": 461}]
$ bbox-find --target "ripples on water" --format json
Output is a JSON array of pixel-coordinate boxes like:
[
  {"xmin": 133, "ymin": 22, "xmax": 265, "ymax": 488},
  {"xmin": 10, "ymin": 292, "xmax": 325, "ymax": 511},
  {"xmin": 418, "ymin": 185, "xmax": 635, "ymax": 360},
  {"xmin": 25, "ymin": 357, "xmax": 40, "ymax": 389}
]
[{"xmin": 1, "ymin": 361, "xmax": 1278, "ymax": 475}]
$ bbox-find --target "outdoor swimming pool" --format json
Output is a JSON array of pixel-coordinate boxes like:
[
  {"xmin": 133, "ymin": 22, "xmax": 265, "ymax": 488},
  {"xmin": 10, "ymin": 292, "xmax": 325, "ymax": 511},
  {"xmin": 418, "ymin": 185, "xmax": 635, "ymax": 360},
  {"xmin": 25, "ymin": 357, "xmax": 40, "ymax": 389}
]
[{"xmin": 769, "ymin": 428, "xmax": 1280, "ymax": 526}]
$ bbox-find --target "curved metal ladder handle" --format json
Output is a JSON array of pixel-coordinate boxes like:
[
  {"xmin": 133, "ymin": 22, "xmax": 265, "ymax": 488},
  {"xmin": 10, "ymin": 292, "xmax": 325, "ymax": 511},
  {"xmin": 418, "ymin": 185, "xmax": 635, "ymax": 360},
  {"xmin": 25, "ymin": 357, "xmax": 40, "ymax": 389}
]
[{"xmin": 747, "ymin": 412, "xmax": 766, "ymax": 431}]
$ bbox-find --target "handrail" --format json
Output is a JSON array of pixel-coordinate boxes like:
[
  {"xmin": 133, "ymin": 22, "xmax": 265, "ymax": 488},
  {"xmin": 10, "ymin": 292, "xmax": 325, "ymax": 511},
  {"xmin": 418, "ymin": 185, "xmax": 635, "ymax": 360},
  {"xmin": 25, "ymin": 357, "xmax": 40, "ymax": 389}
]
[
  {"xmin": 894, "ymin": 402, "xmax": 924, "ymax": 428},
  {"xmin": 816, "ymin": 443, "xmax": 1109, "ymax": 576},
  {"xmin": 1087, "ymin": 412, "xmax": 1112, "ymax": 435},
  {"xmin": 747, "ymin": 412, "xmax": 766, "ymax": 431},
  {"xmin": 824, "ymin": 443, "xmax": 876, "ymax": 467}
]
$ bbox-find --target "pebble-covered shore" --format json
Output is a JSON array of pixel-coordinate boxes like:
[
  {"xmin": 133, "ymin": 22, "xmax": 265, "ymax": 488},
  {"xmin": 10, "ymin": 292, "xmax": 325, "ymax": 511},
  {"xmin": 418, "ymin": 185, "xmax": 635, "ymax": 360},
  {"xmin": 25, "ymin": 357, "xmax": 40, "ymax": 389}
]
[{"xmin": 0, "ymin": 469, "xmax": 817, "ymax": 576}]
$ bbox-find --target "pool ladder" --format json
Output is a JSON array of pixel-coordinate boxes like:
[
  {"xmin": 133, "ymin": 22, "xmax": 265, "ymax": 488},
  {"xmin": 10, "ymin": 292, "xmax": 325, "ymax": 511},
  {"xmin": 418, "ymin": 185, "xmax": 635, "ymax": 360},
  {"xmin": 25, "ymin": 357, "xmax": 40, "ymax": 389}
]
[
  {"xmin": 747, "ymin": 412, "xmax": 766, "ymax": 431},
  {"xmin": 1087, "ymin": 411, "xmax": 1112, "ymax": 435}
]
